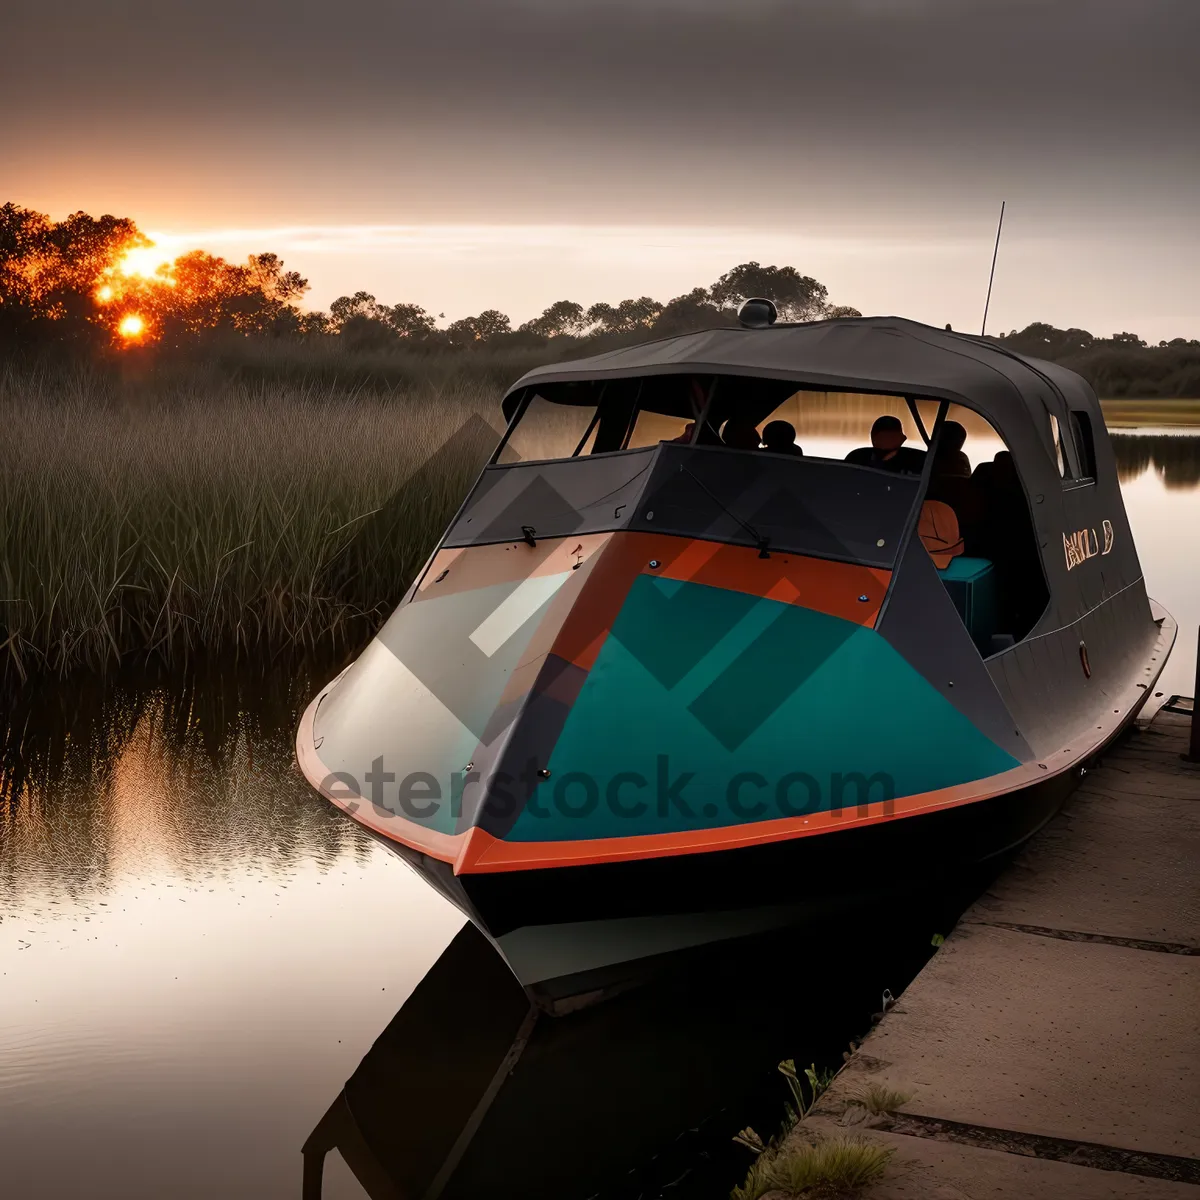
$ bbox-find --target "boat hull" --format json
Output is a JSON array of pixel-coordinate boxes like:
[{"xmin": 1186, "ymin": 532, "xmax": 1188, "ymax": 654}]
[
  {"xmin": 296, "ymin": 581, "xmax": 1175, "ymax": 1000},
  {"xmin": 352, "ymin": 751, "xmax": 1081, "ymax": 1001}
]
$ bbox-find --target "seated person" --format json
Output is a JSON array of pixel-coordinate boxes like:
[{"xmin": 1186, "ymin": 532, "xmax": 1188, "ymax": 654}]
[
  {"xmin": 762, "ymin": 420, "xmax": 803, "ymax": 456},
  {"xmin": 933, "ymin": 421, "xmax": 971, "ymax": 478},
  {"xmin": 972, "ymin": 450, "xmax": 1045, "ymax": 633},
  {"xmin": 669, "ymin": 422, "xmax": 696, "ymax": 444},
  {"xmin": 845, "ymin": 415, "xmax": 926, "ymax": 474},
  {"xmin": 721, "ymin": 421, "xmax": 762, "ymax": 450},
  {"xmin": 927, "ymin": 420, "xmax": 979, "ymax": 532}
]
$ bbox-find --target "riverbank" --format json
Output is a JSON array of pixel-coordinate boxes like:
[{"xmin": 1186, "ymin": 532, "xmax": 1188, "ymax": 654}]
[
  {"xmin": 741, "ymin": 702, "xmax": 1199, "ymax": 1198},
  {"xmin": 1100, "ymin": 399, "xmax": 1200, "ymax": 427}
]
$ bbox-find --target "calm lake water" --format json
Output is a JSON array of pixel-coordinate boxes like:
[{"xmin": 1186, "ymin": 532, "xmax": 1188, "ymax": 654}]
[{"xmin": 1, "ymin": 422, "xmax": 1196, "ymax": 1198}]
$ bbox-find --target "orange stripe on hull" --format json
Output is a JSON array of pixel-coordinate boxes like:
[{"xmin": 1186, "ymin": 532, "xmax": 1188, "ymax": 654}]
[
  {"xmin": 443, "ymin": 761, "xmax": 1046, "ymax": 873},
  {"xmin": 656, "ymin": 538, "xmax": 890, "ymax": 627},
  {"xmin": 298, "ymin": 665, "xmax": 1158, "ymax": 877},
  {"xmin": 546, "ymin": 532, "xmax": 891, "ymax": 672}
]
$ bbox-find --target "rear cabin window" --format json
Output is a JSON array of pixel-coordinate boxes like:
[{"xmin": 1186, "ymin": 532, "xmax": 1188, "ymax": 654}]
[
  {"xmin": 752, "ymin": 392, "xmax": 921, "ymax": 460},
  {"xmin": 1071, "ymin": 411, "xmax": 1098, "ymax": 480}
]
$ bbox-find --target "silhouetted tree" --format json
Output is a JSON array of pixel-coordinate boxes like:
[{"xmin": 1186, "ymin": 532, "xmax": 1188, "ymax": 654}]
[
  {"xmin": 330, "ymin": 292, "xmax": 384, "ymax": 326},
  {"xmin": 519, "ymin": 300, "xmax": 588, "ymax": 337},
  {"xmin": 0, "ymin": 202, "xmax": 142, "ymax": 346},
  {"xmin": 136, "ymin": 250, "xmax": 309, "ymax": 341},
  {"xmin": 446, "ymin": 309, "xmax": 511, "ymax": 346},
  {"xmin": 384, "ymin": 302, "xmax": 437, "ymax": 339},
  {"xmin": 586, "ymin": 296, "xmax": 662, "ymax": 334},
  {"xmin": 650, "ymin": 288, "xmax": 723, "ymax": 335},
  {"xmin": 709, "ymin": 262, "xmax": 828, "ymax": 322}
]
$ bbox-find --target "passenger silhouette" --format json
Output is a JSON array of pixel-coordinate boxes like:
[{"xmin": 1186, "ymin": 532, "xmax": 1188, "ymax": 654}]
[
  {"xmin": 972, "ymin": 450, "xmax": 1045, "ymax": 636},
  {"xmin": 721, "ymin": 421, "xmax": 762, "ymax": 450},
  {"xmin": 845, "ymin": 415, "xmax": 926, "ymax": 474},
  {"xmin": 928, "ymin": 420, "xmax": 980, "ymax": 538},
  {"xmin": 762, "ymin": 420, "xmax": 803, "ymax": 456},
  {"xmin": 933, "ymin": 421, "xmax": 971, "ymax": 478}
]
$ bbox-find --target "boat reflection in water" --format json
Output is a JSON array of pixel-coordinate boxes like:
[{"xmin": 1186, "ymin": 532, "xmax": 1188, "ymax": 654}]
[{"xmin": 302, "ymin": 881, "xmax": 985, "ymax": 1200}]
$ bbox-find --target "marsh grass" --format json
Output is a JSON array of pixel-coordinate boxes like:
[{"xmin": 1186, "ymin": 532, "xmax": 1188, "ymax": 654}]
[
  {"xmin": 731, "ymin": 1135, "xmax": 894, "ymax": 1200},
  {"xmin": 0, "ymin": 363, "xmax": 502, "ymax": 679}
]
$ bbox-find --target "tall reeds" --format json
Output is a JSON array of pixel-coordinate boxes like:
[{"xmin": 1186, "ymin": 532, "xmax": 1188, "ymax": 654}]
[{"xmin": 0, "ymin": 363, "xmax": 502, "ymax": 680}]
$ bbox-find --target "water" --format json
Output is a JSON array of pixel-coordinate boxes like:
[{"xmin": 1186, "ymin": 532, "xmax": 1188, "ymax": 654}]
[
  {"xmin": 0, "ymin": 658, "xmax": 463, "ymax": 1198},
  {"xmin": 1, "ymin": 423, "xmax": 1196, "ymax": 1198}
]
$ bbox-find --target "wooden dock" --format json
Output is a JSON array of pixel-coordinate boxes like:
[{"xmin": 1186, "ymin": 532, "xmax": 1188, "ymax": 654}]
[{"xmin": 788, "ymin": 702, "xmax": 1200, "ymax": 1197}]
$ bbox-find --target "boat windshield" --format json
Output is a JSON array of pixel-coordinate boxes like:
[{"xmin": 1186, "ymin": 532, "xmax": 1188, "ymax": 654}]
[{"xmin": 481, "ymin": 377, "xmax": 1050, "ymax": 645}]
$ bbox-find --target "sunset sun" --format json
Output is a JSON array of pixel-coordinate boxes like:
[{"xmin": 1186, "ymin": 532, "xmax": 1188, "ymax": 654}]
[{"xmin": 118, "ymin": 313, "xmax": 146, "ymax": 340}]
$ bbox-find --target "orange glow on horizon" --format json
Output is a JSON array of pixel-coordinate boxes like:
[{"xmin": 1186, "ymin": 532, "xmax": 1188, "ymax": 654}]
[
  {"xmin": 117, "ymin": 244, "xmax": 174, "ymax": 280},
  {"xmin": 118, "ymin": 313, "xmax": 146, "ymax": 341}
]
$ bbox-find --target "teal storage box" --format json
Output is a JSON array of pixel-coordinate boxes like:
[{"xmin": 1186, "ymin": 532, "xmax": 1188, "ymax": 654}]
[{"xmin": 937, "ymin": 556, "xmax": 997, "ymax": 654}]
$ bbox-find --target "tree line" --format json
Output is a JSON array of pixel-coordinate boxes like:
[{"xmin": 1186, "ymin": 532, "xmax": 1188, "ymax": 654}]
[
  {"xmin": 2, "ymin": 201, "xmax": 1196, "ymax": 396},
  {"xmin": 324, "ymin": 262, "xmax": 860, "ymax": 351},
  {"xmin": 995, "ymin": 323, "xmax": 1200, "ymax": 398}
]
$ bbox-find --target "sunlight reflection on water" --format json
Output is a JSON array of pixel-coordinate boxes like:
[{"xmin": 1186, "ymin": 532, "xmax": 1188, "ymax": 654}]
[{"xmin": 0, "ymin": 661, "xmax": 462, "ymax": 1199}]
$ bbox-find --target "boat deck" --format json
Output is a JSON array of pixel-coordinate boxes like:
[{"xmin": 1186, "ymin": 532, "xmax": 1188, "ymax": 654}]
[{"xmin": 785, "ymin": 701, "xmax": 1200, "ymax": 1197}]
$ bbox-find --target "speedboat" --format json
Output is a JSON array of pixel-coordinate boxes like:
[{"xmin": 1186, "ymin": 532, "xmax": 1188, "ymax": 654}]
[{"xmin": 296, "ymin": 311, "xmax": 1175, "ymax": 1007}]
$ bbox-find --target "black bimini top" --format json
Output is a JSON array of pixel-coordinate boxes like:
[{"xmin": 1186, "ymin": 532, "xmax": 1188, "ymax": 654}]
[{"xmin": 503, "ymin": 316, "xmax": 1100, "ymax": 482}]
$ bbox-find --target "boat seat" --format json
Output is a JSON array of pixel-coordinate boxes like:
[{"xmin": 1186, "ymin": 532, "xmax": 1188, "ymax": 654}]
[
  {"xmin": 937, "ymin": 556, "xmax": 998, "ymax": 654},
  {"xmin": 919, "ymin": 499, "xmax": 965, "ymax": 569}
]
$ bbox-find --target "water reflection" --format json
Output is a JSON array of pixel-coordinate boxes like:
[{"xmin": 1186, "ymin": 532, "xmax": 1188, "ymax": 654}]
[
  {"xmin": 0, "ymin": 653, "xmax": 462, "ymax": 1200},
  {"xmin": 1111, "ymin": 429, "xmax": 1200, "ymax": 490},
  {"xmin": 305, "ymin": 907, "xmax": 976, "ymax": 1200},
  {"xmin": 1, "ymin": 655, "xmax": 363, "ymax": 898}
]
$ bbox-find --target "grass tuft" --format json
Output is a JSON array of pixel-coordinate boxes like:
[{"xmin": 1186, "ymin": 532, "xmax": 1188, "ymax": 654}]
[
  {"xmin": 845, "ymin": 1083, "xmax": 912, "ymax": 1116},
  {"xmin": 732, "ymin": 1135, "xmax": 894, "ymax": 1200}
]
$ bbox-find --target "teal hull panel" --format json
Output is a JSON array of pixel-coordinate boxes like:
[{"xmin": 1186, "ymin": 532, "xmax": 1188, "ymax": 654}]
[{"xmin": 511, "ymin": 576, "xmax": 1020, "ymax": 841}]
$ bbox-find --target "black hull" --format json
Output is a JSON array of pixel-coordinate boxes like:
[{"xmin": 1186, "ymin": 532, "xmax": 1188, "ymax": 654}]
[{"xmin": 373, "ymin": 754, "xmax": 1089, "ymax": 988}]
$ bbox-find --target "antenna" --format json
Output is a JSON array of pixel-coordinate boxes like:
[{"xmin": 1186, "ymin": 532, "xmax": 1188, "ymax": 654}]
[{"xmin": 980, "ymin": 200, "xmax": 1006, "ymax": 336}]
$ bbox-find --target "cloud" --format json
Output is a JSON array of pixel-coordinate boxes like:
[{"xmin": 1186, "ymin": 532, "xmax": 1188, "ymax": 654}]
[{"xmin": 2, "ymin": 0, "xmax": 1194, "ymax": 229}]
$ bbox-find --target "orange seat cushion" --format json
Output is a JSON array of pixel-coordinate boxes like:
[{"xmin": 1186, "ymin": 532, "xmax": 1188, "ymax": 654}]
[{"xmin": 919, "ymin": 499, "xmax": 965, "ymax": 568}]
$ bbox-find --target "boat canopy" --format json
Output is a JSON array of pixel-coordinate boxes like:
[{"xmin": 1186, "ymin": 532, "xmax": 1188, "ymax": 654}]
[{"xmin": 503, "ymin": 317, "xmax": 1101, "ymax": 485}]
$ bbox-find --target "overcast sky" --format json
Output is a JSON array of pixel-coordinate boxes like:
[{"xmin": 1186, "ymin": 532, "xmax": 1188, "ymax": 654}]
[{"xmin": 3, "ymin": 0, "xmax": 1196, "ymax": 337}]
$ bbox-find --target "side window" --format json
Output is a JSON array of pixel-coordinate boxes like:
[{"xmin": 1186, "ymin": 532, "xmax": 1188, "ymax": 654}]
[
  {"xmin": 1071, "ymin": 411, "xmax": 1097, "ymax": 480},
  {"xmin": 924, "ymin": 403, "xmax": 1049, "ymax": 651},
  {"xmin": 1048, "ymin": 413, "xmax": 1068, "ymax": 478}
]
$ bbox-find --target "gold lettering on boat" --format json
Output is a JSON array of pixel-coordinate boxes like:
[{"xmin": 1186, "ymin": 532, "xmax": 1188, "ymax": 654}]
[{"xmin": 1063, "ymin": 520, "xmax": 1114, "ymax": 570}]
